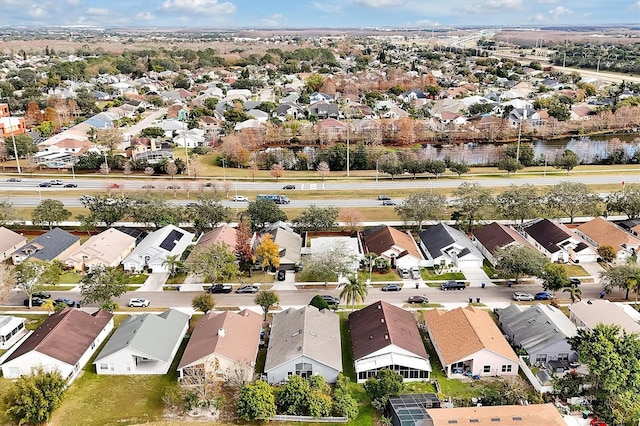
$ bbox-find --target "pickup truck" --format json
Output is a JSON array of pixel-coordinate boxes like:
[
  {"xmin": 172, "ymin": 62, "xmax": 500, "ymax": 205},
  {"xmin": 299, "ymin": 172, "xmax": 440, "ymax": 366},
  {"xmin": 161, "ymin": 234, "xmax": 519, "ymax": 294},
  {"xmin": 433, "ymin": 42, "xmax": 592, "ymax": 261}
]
[
  {"xmin": 440, "ymin": 280, "xmax": 466, "ymax": 290},
  {"xmin": 49, "ymin": 179, "xmax": 63, "ymax": 185}
]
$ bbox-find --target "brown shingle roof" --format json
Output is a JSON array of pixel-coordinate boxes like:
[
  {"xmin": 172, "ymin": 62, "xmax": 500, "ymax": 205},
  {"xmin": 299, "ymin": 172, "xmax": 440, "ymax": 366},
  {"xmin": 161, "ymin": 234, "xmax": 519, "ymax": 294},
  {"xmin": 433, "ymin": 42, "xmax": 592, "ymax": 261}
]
[
  {"xmin": 472, "ymin": 222, "xmax": 535, "ymax": 254},
  {"xmin": 427, "ymin": 403, "xmax": 564, "ymax": 425},
  {"xmin": 186, "ymin": 225, "xmax": 237, "ymax": 263},
  {"xmin": 177, "ymin": 309, "xmax": 262, "ymax": 370},
  {"xmin": 349, "ymin": 301, "xmax": 427, "ymax": 361},
  {"xmin": 363, "ymin": 225, "xmax": 422, "ymax": 260},
  {"xmin": 423, "ymin": 306, "xmax": 517, "ymax": 366},
  {"xmin": 576, "ymin": 217, "xmax": 640, "ymax": 251},
  {"xmin": 4, "ymin": 308, "xmax": 113, "ymax": 365}
]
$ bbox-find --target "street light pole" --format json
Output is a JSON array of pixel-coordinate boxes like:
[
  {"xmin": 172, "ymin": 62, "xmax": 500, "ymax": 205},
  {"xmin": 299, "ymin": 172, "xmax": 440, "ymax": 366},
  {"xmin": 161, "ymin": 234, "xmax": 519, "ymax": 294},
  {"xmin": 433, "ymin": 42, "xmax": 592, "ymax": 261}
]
[
  {"xmin": 346, "ymin": 122, "xmax": 350, "ymax": 177},
  {"xmin": 182, "ymin": 119, "xmax": 190, "ymax": 176},
  {"xmin": 10, "ymin": 133, "xmax": 21, "ymax": 174},
  {"xmin": 103, "ymin": 151, "xmax": 109, "ymax": 174}
]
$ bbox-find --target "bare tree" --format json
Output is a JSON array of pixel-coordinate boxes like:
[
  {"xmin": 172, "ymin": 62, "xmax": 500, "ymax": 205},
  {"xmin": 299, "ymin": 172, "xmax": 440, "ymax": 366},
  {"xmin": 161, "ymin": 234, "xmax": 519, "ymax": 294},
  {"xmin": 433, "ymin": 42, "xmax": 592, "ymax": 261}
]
[
  {"xmin": 316, "ymin": 161, "xmax": 330, "ymax": 182},
  {"xmin": 223, "ymin": 362, "xmax": 256, "ymax": 390},
  {"xmin": 166, "ymin": 161, "xmax": 178, "ymax": 180},
  {"xmin": 144, "ymin": 167, "xmax": 155, "ymax": 177},
  {"xmin": 0, "ymin": 262, "xmax": 15, "ymax": 304},
  {"xmin": 269, "ymin": 163, "xmax": 284, "ymax": 181}
]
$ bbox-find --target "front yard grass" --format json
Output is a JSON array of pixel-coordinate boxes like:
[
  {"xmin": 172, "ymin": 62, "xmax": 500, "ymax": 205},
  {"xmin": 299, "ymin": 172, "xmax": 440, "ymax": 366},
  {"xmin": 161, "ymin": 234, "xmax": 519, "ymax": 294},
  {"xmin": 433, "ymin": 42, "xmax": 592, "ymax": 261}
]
[
  {"xmin": 357, "ymin": 270, "xmax": 399, "ymax": 282},
  {"xmin": 127, "ymin": 273, "xmax": 148, "ymax": 284},
  {"xmin": 421, "ymin": 268, "xmax": 466, "ymax": 281},
  {"xmin": 560, "ymin": 264, "xmax": 590, "ymax": 277},
  {"xmin": 59, "ymin": 272, "xmax": 82, "ymax": 284},
  {"xmin": 165, "ymin": 272, "xmax": 187, "ymax": 284}
]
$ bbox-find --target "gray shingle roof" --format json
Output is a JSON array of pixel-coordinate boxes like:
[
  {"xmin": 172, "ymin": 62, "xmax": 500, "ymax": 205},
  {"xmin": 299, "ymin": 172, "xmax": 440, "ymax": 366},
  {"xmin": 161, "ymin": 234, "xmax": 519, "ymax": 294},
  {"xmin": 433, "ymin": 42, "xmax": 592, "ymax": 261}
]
[
  {"xmin": 94, "ymin": 309, "xmax": 190, "ymax": 363},
  {"xmin": 14, "ymin": 227, "xmax": 79, "ymax": 262},
  {"xmin": 419, "ymin": 223, "xmax": 482, "ymax": 259}
]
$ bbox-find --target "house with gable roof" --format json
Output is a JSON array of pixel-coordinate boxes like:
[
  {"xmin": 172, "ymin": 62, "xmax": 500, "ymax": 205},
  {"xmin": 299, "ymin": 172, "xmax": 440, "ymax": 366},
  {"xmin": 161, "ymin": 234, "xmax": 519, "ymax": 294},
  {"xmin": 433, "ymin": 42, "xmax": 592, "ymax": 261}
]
[
  {"xmin": 418, "ymin": 223, "xmax": 484, "ymax": 268},
  {"xmin": 1, "ymin": 308, "xmax": 113, "ymax": 383},
  {"xmin": 265, "ymin": 305, "xmax": 342, "ymax": 384},
  {"xmin": 575, "ymin": 217, "xmax": 640, "ymax": 263},
  {"xmin": 261, "ymin": 221, "xmax": 302, "ymax": 270},
  {"xmin": 496, "ymin": 303, "xmax": 578, "ymax": 364},
  {"xmin": 11, "ymin": 228, "xmax": 80, "ymax": 265},
  {"xmin": 424, "ymin": 306, "xmax": 518, "ymax": 378},
  {"xmin": 521, "ymin": 219, "xmax": 598, "ymax": 263},
  {"xmin": 0, "ymin": 227, "xmax": 26, "ymax": 261},
  {"xmin": 350, "ymin": 301, "xmax": 431, "ymax": 383},
  {"xmin": 569, "ymin": 299, "xmax": 640, "ymax": 334},
  {"xmin": 363, "ymin": 225, "xmax": 424, "ymax": 271},
  {"xmin": 94, "ymin": 309, "xmax": 190, "ymax": 375},
  {"xmin": 0, "ymin": 316, "xmax": 27, "ymax": 350},
  {"xmin": 64, "ymin": 227, "xmax": 136, "ymax": 272},
  {"xmin": 177, "ymin": 309, "xmax": 262, "ymax": 382},
  {"xmin": 122, "ymin": 225, "xmax": 194, "ymax": 273},
  {"xmin": 472, "ymin": 222, "xmax": 537, "ymax": 266}
]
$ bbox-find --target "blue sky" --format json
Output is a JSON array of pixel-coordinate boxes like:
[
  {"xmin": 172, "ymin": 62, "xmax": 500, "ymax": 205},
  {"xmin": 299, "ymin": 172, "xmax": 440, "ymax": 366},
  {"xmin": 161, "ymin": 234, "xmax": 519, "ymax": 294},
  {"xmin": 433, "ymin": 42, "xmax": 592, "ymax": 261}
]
[{"xmin": 0, "ymin": 0, "xmax": 638, "ymax": 28}]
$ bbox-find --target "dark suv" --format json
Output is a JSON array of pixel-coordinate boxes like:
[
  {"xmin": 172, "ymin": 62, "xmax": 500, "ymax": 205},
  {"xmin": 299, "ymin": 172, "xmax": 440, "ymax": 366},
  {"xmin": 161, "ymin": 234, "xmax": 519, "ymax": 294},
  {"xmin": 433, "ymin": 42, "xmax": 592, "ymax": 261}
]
[
  {"xmin": 320, "ymin": 295, "xmax": 340, "ymax": 306},
  {"xmin": 441, "ymin": 280, "xmax": 466, "ymax": 290},
  {"xmin": 207, "ymin": 284, "xmax": 232, "ymax": 293},
  {"xmin": 282, "ymin": 184, "xmax": 295, "ymax": 190}
]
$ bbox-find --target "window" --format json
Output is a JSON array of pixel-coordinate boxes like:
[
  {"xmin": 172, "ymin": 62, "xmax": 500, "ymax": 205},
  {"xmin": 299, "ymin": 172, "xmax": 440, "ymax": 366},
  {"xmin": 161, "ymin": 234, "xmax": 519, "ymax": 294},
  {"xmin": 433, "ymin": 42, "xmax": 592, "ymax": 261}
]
[
  {"xmin": 295, "ymin": 362, "xmax": 312, "ymax": 378},
  {"xmin": 99, "ymin": 364, "xmax": 108, "ymax": 370},
  {"xmin": 558, "ymin": 353, "xmax": 569, "ymax": 361},
  {"xmin": 483, "ymin": 365, "xmax": 491, "ymax": 373},
  {"xmin": 535, "ymin": 354, "xmax": 547, "ymax": 363},
  {"xmin": 501, "ymin": 365, "xmax": 512, "ymax": 373}
]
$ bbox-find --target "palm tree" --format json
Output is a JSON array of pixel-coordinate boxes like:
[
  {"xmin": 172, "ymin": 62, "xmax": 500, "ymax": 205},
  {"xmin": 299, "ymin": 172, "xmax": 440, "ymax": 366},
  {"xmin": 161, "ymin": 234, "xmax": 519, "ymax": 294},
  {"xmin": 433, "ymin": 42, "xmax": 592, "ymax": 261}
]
[
  {"xmin": 163, "ymin": 255, "xmax": 182, "ymax": 277},
  {"xmin": 563, "ymin": 286, "xmax": 583, "ymax": 304},
  {"xmin": 339, "ymin": 275, "xmax": 368, "ymax": 311}
]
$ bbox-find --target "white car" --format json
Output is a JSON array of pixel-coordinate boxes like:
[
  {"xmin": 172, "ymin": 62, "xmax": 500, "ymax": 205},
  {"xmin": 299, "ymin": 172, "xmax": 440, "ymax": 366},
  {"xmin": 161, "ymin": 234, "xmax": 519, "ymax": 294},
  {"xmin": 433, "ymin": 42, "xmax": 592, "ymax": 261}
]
[
  {"xmin": 128, "ymin": 298, "xmax": 150, "ymax": 307},
  {"xmin": 512, "ymin": 292, "xmax": 534, "ymax": 302},
  {"xmin": 233, "ymin": 195, "xmax": 249, "ymax": 202}
]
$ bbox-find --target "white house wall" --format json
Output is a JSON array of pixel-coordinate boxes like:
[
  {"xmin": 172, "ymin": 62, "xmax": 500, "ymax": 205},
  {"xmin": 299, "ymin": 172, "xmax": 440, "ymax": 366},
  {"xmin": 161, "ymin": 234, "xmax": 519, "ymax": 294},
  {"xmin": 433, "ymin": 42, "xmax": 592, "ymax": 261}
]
[
  {"xmin": 447, "ymin": 348, "xmax": 519, "ymax": 378},
  {"xmin": 354, "ymin": 344, "xmax": 431, "ymax": 383},
  {"xmin": 266, "ymin": 355, "xmax": 340, "ymax": 384},
  {"xmin": 1, "ymin": 351, "xmax": 73, "ymax": 380}
]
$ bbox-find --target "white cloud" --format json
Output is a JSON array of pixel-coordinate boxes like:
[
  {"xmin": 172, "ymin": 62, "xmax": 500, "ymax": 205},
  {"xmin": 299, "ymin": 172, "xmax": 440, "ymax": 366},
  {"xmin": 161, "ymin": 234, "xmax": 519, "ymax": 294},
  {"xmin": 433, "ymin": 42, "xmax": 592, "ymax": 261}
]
[
  {"xmin": 352, "ymin": 0, "xmax": 407, "ymax": 8},
  {"xmin": 464, "ymin": 0, "xmax": 523, "ymax": 12},
  {"xmin": 633, "ymin": 1, "xmax": 640, "ymax": 9},
  {"xmin": 537, "ymin": 0, "xmax": 558, "ymax": 3},
  {"xmin": 415, "ymin": 19, "xmax": 440, "ymax": 26},
  {"xmin": 86, "ymin": 7, "xmax": 109, "ymax": 16},
  {"xmin": 158, "ymin": 0, "xmax": 235, "ymax": 16},
  {"xmin": 67, "ymin": 0, "xmax": 80, "ymax": 5},
  {"xmin": 312, "ymin": 2, "xmax": 342, "ymax": 13},
  {"xmin": 27, "ymin": 5, "xmax": 45, "ymax": 17},
  {"xmin": 135, "ymin": 12, "xmax": 154, "ymax": 21},
  {"xmin": 548, "ymin": 5, "xmax": 571, "ymax": 19},
  {"xmin": 261, "ymin": 13, "xmax": 285, "ymax": 27}
]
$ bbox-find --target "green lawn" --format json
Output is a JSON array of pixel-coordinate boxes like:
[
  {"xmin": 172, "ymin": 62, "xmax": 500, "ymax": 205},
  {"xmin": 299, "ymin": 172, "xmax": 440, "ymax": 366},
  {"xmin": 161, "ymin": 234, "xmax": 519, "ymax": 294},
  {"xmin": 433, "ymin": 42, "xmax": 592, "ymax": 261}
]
[
  {"xmin": 59, "ymin": 272, "xmax": 82, "ymax": 284},
  {"xmin": 560, "ymin": 264, "xmax": 590, "ymax": 277},
  {"xmin": 421, "ymin": 268, "xmax": 466, "ymax": 281},
  {"xmin": 338, "ymin": 312, "xmax": 356, "ymax": 381},
  {"xmin": 165, "ymin": 272, "xmax": 188, "ymax": 284},
  {"xmin": 357, "ymin": 270, "xmax": 399, "ymax": 282},
  {"xmin": 127, "ymin": 274, "xmax": 148, "ymax": 284}
]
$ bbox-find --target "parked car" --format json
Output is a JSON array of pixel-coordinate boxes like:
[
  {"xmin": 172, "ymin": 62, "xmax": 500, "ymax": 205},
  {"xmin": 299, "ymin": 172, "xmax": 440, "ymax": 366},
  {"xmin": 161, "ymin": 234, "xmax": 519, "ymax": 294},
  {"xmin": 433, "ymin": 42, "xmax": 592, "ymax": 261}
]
[
  {"xmin": 534, "ymin": 291, "xmax": 554, "ymax": 300},
  {"xmin": 6, "ymin": 177, "xmax": 21, "ymax": 182},
  {"xmin": 233, "ymin": 195, "xmax": 249, "ymax": 202},
  {"xmin": 204, "ymin": 182, "xmax": 214, "ymax": 187},
  {"xmin": 590, "ymin": 419, "xmax": 608, "ymax": 426},
  {"xmin": 569, "ymin": 278, "xmax": 581, "ymax": 286},
  {"xmin": 319, "ymin": 295, "xmax": 340, "ymax": 305},
  {"xmin": 64, "ymin": 183, "xmax": 78, "ymax": 188},
  {"xmin": 410, "ymin": 267, "xmax": 421, "ymax": 280},
  {"xmin": 382, "ymin": 199, "xmax": 396, "ymax": 206},
  {"xmin": 38, "ymin": 182, "xmax": 52, "ymax": 187},
  {"xmin": 377, "ymin": 195, "xmax": 391, "ymax": 200},
  {"xmin": 24, "ymin": 297, "xmax": 45, "ymax": 307},
  {"xmin": 441, "ymin": 280, "xmax": 466, "ymax": 290},
  {"xmin": 207, "ymin": 284, "xmax": 232, "ymax": 294},
  {"xmin": 32, "ymin": 291, "xmax": 51, "ymax": 299},
  {"xmin": 277, "ymin": 270, "xmax": 286, "ymax": 281},
  {"xmin": 236, "ymin": 285, "xmax": 259, "ymax": 294},
  {"xmin": 128, "ymin": 298, "xmax": 150, "ymax": 307},
  {"xmin": 408, "ymin": 295, "xmax": 429, "ymax": 304},
  {"xmin": 54, "ymin": 297, "xmax": 76, "ymax": 307},
  {"xmin": 282, "ymin": 184, "xmax": 295, "ymax": 190},
  {"xmin": 382, "ymin": 283, "xmax": 402, "ymax": 292},
  {"xmin": 512, "ymin": 292, "xmax": 534, "ymax": 301}
]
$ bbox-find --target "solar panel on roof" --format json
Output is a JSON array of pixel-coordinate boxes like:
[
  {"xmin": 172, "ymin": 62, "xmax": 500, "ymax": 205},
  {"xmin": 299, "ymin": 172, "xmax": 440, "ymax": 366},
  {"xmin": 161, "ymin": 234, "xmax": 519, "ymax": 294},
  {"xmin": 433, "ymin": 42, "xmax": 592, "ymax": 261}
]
[{"xmin": 159, "ymin": 230, "xmax": 184, "ymax": 251}]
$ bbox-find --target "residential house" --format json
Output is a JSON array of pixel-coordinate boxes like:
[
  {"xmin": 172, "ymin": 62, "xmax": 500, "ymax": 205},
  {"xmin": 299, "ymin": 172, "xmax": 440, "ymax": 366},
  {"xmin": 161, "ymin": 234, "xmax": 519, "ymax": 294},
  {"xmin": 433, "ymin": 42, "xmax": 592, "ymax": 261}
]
[
  {"xmin": 363, "ymin": 225, "xmax": 424, "ymax": 271},
  {"xmin": 423, "ymin": 306, "xmax": 519, "ymax": 378},
  {"xmin": 12, "ymin": 228, "xmax": 80, "ymax": 265},
  {"xmin": 275, "ymin": 103, "xmax": 304, "ymax": 121},
  {"xmin": 64, "ymin": 228, "xmax": 137, "ymax": 272},
  {"xmin": 84, "ymin": 111, "xmax": 120, "ymax": 129},
  {"xmin": 122, "ymin": 225, "xmax": 195, "ymax": 273},
  {"xmin": 173, "ymin": 128, "xmax": 206, "ymax": 148},
  {"xmin": 569, "ymin": 299, "xmax": 640, "ymax": 333},
  {"xmin": 187, "ymin": 224, "xmax": 237, "ymax": 264},
  {"xmin": 521, "ymin": 219, "xmax": 598, "ymax": 263},
  {"xmin": 309, "ymin": 92, "xmax": 333, "ymax": 103},
  {"xmin": 0, "ymin": 227, "xmax": 26, "ymax": 261},
  {"xmin": 261, "ymin": 222, "xmax": 302, "ymax": 270},
  {"xmin": 309, "ymin": 102, "xmax": 340, "ymax": 119},
  {"xmin": 0, "ymin": 316, "xmax": 27, "ymax": 349},
  {"xmin": 423, "ymin": 403, "xmax": 565, "ymax": 426},
  {"xmin": 1, "ymin": 308, "xmax": 113, "ymax": 383},
  {"xmin": 265, "ymin": 306, "xmax": 342, "ymax": 384},
  {"xmin": 177, "ymin": 310, "xmax": 262, "ymax": 382},
  {"xmin": 496, "ymin": 303, "xmax": 578, "ymax": 364},
  {"xmin": 94, "ymin": 309, "xmax": 190, "ymax": 375},
  {"xmin": 350, "ymin": 301, "xmax": 431, "ymax": 383},
  {"xmin": 304, "ymin": 236, "xmax": 363, "ymax": 274},
  {"xmin": 471, "ymin": 222, "xmax": 536, "ymax": 266},
  {"xmin": 575, "ymin": 217, "xmax": 640, "ymax": 263},
  {"xmin": 419, "ymin": 223, "xmax": 484, "ymax": 268},
  {"xmin": 126, "ymin": 138, "xmax": 174, "ymax": 164}
]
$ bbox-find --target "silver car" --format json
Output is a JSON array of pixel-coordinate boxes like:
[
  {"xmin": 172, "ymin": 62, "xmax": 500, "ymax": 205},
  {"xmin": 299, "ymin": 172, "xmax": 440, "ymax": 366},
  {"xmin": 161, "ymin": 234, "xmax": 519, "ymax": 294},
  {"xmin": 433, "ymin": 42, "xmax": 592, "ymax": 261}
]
[{"xmin": 512, "ymin": 292, "xmax": 534, "ymax": 301}]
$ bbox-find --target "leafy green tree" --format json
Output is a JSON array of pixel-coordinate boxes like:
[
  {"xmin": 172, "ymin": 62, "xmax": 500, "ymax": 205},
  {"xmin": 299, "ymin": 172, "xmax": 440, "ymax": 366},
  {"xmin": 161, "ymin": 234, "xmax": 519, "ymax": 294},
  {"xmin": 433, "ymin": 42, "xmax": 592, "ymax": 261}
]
[
  {"xmin": 504, "ymin": 143, "xmax": 536, "ymax": 166},
  {"xmin": 237, "ymin": 380, "xmax": 276, "ymax": 421},
  {"xmin": 305, "ymin": 74, "xmax": 324, "ymax": 93},
  {"xmin": 497, "ymin": 157, "xmax": 524, "ymax": 175},
  {"xmin": 332, "ymin": 374, "xmax": 358, "ymax": 419},
  {"xmin": 403, "ymin": 158, "xmax": 426, "ymax": 179},
  {"xmin": 140, "ymin": 126, "xmax": 165, "ymax": 138},
  {"xmin": 308, "ymin": 389, "xmax": 333, "ymax": 418},
  {"xmin": 452, "ymin": 182, "xmax": 493, "ymax": 231},
  {"xmin": 568, "ymin": 324, "xmax": 640, "ymax": 424},
  {"xmin": 606, "ymin": 185, "xmax": 640, "ymax": 219},
  {"xmin": 277, "ymin": 375, "xmax": 310, "ymax": 415},
  {"xmin": 395, "ymin": 191, "xmax": 445, "ymax": 230},
  {"xmin": 545, "ymin": 181, "xmax": 601, "ymax": 224},
  {"xmin": 448, "ymin": 161, "xmax": 470, "ymax": 178},
  {"xmin": 80, "ymin": 195, "xmax": 130, "ymax": 227},
  {"xmin": 255, "ymin": 289, "xmax": 279, "ymax": 320},
  {"xmin": 192, "ymin": 293, "xmax": 216, "ymax": 313},
  {"xmin": 128, "ymin": 195, "xmax": 184, "ymax": 228},
  {"xmin": 495, "ymin": 246, "xmax": 548, "ymax": 284},
  {"xmin": 188, "ymin": 195, "xmax": 231, "ymax": 235},
  {"xmin": 6, "ymin": 134, "xmax": 38, "ymax": 158},
  {"xmin": 2, "ymin": 368, "xmax": 67, "ymax": 425},
  {"xmin": 292, "ymin": 204, "xmax": 338, "ymax": 232},
  {"xmin": 364, "ymin": 369, "xmax": 404, "ymax": 410},
  {"xmin": 31, "ymin": 199, "xmax": 72, "ymax": 230},
  {"xmin": 187, "ymin": 242, "xmax": 239, "ymax": 284},
  {"xmin": 309, "ymin": 295, "xmax": 330, "ymax": 311},
  {"xmin": 16, "ymin": 261, "xmax": 62, "ymax": 308},
  {"xmin": 299, "ymin": 240, "xmax": 357, "ymax": 285},
  {"xmin": 162, "ymin": 254, "xmax": 183, "ymax": 278},
  {"xmin": 597, "ymin": 245, "xmax": 617, "ymax": 263},
  {"xmin": 424, "ymin": 159, "xmax": 446, "ymax": 178},
  {"xmin": 495, "ymin": 184, "xmax": 540, "ymax": 223},
  {"xmin": 79, "ymin": 265, "xmax": 127, "ymax": 311},
  {"xmin": 541, "ymin": 263, "xmax": 569, "ymax": 292},
  {"xmin": 339, "ymin": 275, "xmax": 368, "ymax": 311},
  {"xmin": 244, "ymin": 198, "xmax": 287, "ymax": 231},
  {"xmin": 554, "ymin": 149, "xmax": 579, "ymax": 174},
  {"xmin": 378, "ymin": 158, "xmax": 403, "ymax": 180},
  {"xmin": 600, "ymin": 263, "xmax": 640, "ymax": 300}
]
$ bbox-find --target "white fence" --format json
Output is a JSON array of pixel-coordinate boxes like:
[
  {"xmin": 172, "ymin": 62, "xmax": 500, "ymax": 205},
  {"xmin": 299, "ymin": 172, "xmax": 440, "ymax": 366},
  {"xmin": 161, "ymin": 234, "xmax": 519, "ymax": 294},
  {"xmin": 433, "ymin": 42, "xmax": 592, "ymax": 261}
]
[{"xmin": 518, "ymin": 356, "xmax": 554, "ymax": 393}]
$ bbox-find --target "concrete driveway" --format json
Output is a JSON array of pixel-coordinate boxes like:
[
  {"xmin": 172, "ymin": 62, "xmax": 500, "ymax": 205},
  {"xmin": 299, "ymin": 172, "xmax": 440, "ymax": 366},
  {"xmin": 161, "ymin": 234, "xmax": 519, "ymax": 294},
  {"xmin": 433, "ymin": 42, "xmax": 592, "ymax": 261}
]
[{"xmin": 137, "ymin": 272, "xmax": 170, "ymax": 291}]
